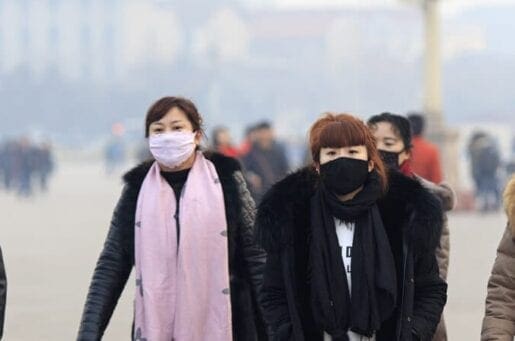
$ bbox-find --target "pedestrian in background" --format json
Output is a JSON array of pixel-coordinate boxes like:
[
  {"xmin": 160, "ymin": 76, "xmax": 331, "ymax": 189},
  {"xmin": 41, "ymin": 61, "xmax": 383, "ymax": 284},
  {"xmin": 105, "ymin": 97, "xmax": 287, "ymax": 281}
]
[
  {"xmin": 78, "ymin": 96, "xmax": 266, "ymax": 341},
  {"xmin": 368, "ymin": 112, "xmax": 451, "ymax": 341},
  {"xmin": 482, "ymin": 174, "xmax": 515, "ymax": 340},
  {"xmin": 468, "ymin": 131, "xmax": 501, "ymax": 212},
  {"xmin": 407, "ymin": 113, "xmax": 443, "ymax": 184},
  {"xmin": 239, "ymin": 125, "xmax": 258, "ymax": 157},
  {"xmin": 16, "ymin": 137, "xmax": 37, "ymax": 197},
  {"xmin": 33, "ymin": 140, "xmax": 54, "ymax": 192},
  {"xmin": 0, "ymin": 245, "xmax": 6, "ymax": 340},
  {"xmin": 0, "ymin": 140, "xmax": 17, "ymax": 191},
  {"xmin": 211, "ymin": 126, "xmax": 241, "ymax": 158},
  {"xmin": 104, "ymin": 126, "xmax": 126, "ymax": 176},
  {"xmin": 242, "ymin": 121, "xmax": 289, "ymax": 204}
]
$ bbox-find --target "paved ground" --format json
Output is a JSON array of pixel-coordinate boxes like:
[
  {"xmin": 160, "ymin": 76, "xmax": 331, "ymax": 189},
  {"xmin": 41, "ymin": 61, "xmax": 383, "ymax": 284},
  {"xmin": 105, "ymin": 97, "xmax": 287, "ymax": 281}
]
[
  {"xmin": 445, "ymin": 210, "xmax": 506, "ymax": 340},
  {"xmin": 0, "ymin": 161, "xmax": 508, "ymax": 340}
]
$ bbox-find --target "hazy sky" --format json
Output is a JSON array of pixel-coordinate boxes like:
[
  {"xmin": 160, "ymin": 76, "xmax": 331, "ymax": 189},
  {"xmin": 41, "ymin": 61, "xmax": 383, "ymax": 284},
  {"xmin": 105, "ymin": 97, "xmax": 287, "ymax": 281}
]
[{"xmin": 272, "ymin": 0, "xmax": 515, "ymax": 15}]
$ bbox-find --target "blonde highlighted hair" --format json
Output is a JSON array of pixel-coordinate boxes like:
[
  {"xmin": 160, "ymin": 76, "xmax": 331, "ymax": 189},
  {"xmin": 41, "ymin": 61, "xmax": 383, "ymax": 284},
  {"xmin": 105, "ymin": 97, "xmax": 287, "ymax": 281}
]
[{"xmin": 504, "ymin": 174, "xmax": 515, "ymax": 234}]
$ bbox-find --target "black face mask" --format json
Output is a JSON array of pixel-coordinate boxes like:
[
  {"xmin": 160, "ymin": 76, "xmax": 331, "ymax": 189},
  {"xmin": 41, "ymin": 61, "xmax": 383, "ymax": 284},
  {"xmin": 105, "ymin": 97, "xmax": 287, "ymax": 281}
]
[
  {"xmin": 319, "ymin": 157, "xmax": 369, "ymax": 196},
  {"xmin": 379, "ymin": 150, "xmax": 401, "ymax": 170}
]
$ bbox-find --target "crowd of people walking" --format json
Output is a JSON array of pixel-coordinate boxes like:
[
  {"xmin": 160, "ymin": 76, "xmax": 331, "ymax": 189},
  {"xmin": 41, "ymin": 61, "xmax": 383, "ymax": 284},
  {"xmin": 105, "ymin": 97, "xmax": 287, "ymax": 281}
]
[{"xmin": 0, "ymin": 137, "xmax": 54, "ymax": 197}]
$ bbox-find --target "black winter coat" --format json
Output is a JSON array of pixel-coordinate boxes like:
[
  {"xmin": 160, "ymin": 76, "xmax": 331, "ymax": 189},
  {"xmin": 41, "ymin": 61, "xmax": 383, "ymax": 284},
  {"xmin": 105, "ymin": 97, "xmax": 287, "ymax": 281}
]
[
  {"xmin": 77, "ymin": 152, "xmax": 267, "ymax": 341},
  {"xmin": 0, "ymin": 246, "xmax": 6, "ymax": 340},
  {"xmin": 255, "ymin": 168, "xmax": 447, "ymax": 341}
]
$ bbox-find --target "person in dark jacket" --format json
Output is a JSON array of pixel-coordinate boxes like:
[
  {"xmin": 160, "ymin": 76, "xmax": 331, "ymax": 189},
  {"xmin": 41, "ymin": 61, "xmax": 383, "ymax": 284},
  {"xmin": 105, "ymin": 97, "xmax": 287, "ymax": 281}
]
[
  {"xmin": 368, "ymin": 112, "xmax": 454, "ymax": 341},
  {"xmin": 256, "ymin": 113, "xmax": 447, "ymax": 341},
  {"xmin": 468, "ymin": 131, "xmax": 501, "ymax": 212},
  {"xmin": 0, "ymin": 245, "xmax": 6, "ymax": 340},
  {"xmin": 78, "ymin": 97, "xmax": 266, "ymax": 341},
  {"xmin": 242, "ymin": 121, "xmax": 289, "ymax": 204}
]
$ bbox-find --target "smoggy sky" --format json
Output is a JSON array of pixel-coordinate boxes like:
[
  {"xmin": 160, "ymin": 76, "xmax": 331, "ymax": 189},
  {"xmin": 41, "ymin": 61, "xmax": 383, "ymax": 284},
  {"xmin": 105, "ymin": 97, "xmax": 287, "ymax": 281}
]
[{"xmin": 271, "ymin": 0, "xmax": 515, "ymax": 16}]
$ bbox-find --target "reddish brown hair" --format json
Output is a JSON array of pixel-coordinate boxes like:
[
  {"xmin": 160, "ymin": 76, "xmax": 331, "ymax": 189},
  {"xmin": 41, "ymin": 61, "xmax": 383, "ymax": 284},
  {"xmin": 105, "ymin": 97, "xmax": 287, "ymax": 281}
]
[
  {"xmin": 309, "ymin": 113, "xmax": 388, "ymax": 191},
  {"xmin": 145, "ymin": 96, "xmax": 204, "ymax": 137}
]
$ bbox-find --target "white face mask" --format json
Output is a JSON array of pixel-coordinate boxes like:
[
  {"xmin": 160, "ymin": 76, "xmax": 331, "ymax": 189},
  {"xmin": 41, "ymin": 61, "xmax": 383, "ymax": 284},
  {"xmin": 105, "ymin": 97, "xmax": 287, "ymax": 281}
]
[{"xmin": 148, "ymin": 131, "xmax": 196, "ymax": 169}]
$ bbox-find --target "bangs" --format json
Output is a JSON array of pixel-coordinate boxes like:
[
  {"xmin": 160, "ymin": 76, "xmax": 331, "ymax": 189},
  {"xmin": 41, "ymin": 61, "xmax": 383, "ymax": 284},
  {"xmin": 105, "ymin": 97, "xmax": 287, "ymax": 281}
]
[{"xmin": 318, "ymin": 121, "xmax": 368, "ymax": 149}]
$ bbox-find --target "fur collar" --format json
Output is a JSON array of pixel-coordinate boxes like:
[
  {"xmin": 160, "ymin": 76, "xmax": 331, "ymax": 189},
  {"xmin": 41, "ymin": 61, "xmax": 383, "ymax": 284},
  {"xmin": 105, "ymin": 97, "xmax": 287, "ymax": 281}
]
[
  {"xmin": 122, "ymin": 151, "xmax": 241, "ymax": 189},
  {"xmin": 382, "ymin": 170, "xmax": 443, "ymax": 253},
  {"xmin": 255, "ymin": 166, "xmax": 318, "ymax": 252},
  {"xmin": 504, "ymin": 176, "xmax": 515, "ymax": 234},
  {"xmin": 255, "ymin": 167, "xmax": 443, "ymax": 253},
  {"xmin": 415, "ymin": 176, "xmax": 456, "ymax": 212}
]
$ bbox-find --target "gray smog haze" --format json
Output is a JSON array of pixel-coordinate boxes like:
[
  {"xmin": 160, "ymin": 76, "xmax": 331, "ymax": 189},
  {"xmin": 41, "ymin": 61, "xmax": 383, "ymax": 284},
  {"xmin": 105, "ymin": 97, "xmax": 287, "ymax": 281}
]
[{"xmin": 1, "ymin": 0, "xmax": 514, "ymax": 145}]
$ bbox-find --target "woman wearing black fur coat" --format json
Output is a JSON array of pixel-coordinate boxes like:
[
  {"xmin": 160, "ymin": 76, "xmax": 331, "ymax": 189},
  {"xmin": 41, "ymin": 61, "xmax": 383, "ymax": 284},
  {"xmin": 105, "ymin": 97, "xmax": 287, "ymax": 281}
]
[
  {"xmin": 78, "ymin": 97, "xmax": 266, "ymax": 341},
  {"xmin": 256, "ymin": 113, "xmax": 447, "ymax": 341}
]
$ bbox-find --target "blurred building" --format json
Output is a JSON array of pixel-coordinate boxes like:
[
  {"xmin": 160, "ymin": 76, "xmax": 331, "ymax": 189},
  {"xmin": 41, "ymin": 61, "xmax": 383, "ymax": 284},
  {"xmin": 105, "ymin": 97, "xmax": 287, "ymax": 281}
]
[
  {"xmin": 0, "ymin": 0, "xmax": 513, "ymax": 146},
  {"xmin": 0, "ymin": 0, "xmax": 423, "ymax": 85},
  {"xmin": 0, "ymin": 0, "xmax": 182, "ymax": 82}
]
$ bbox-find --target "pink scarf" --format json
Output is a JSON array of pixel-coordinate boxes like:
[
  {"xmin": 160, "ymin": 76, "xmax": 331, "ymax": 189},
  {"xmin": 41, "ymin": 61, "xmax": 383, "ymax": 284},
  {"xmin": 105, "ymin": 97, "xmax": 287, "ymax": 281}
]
[{"xmin": 134, "ymin": 152, "xmax": 232, "ymax": 341}]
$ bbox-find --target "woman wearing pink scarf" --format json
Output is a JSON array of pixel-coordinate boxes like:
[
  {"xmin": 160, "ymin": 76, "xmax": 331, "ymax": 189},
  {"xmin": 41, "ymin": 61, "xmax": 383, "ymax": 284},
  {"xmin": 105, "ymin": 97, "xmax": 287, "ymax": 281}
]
[{"xmin": 78, "ymin": 97, "xmax": 266, "ymax": 341}]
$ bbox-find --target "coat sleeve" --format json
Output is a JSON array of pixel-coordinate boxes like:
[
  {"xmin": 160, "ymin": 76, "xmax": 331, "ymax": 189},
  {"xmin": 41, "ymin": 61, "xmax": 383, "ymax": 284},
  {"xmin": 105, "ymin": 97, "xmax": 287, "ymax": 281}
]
[
  {"xmin": 429, "ymin": 147, "xmax": 443, "ymax": 184},
  {"xmin": 234, "ymin": 171, "xmax": 266, "ymax": 295},
  {"xmin": 77, "ymin": 185, "xmax": 136, "ymax": 341},
  {"xmin": 411, "ymin": 247, "xmax": 448, "ymax": 340},
  {"xmin": 259, "ymin": 250, "xmax": 293, "ymax": 340},
  {"xmin": 435, "ymin": 216, "xmax": 450, "ymax": 281},
  {"xmin": 481, "ymin": 225, "xmax": 515, "ymax": 341},
  {"xmin": 233, "ymin": 171, "xmax": 268, "ymax": 339},
  {"xmin": 0, "ymin": 246, "xmax": 6, "ymax": 340},
  {"xmin": 417, "ymin": 178, "xmax": 453, "ymax": 281}
]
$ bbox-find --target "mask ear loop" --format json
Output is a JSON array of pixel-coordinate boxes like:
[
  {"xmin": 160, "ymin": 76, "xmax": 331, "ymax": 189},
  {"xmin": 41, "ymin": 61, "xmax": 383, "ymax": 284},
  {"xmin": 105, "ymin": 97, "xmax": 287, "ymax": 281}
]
[
  {"xmin": 193, "ymin": 129, "xmax": 205, "ymax": 150},
  {"xmin": 367, "ymin": 158, "xmax": 374, "ymax": 173},
  {"xmin": 386, "ymin": 149, "xmax": 404, "ymax": 155},
  {"xmin": 313, "ymin": 162, "xmax": 320, "ymax": 175}
]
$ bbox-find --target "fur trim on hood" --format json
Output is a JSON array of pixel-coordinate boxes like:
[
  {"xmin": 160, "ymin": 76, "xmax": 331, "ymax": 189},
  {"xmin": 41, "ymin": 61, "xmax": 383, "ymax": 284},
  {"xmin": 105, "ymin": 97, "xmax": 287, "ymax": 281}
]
[
  {"xmin": 255, "ymin": 167, "xmax": 443, "ymax": 254},
  {"xmin": 415, "ymin": 176, "xmax": 456, "ymax": 212},
  {"xmin": 384, "ymin": 170, "xmax": 444, "ymax": 254},
  {"xmin": 504, "ymin": 175, "xmax": 515, "ymax": 234}
]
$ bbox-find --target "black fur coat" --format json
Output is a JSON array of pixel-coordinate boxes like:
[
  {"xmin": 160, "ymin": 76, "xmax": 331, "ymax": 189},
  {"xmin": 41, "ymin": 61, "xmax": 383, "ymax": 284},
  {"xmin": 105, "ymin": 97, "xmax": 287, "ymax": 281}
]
[
  {"xmin": 255, "ymin": 167, "xmax": 447, "ymax": 341},
  {"xmin": 77, "ymin": 152, "xmax": 267, "ymax": 341}
]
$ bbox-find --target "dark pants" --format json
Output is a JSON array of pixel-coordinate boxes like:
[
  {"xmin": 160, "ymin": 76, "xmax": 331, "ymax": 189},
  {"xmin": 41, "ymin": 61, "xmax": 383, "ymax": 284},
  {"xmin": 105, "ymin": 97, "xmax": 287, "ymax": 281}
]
[{"xmin": 474, "ymin": 175, "xmax": 500, "ymax": 211}]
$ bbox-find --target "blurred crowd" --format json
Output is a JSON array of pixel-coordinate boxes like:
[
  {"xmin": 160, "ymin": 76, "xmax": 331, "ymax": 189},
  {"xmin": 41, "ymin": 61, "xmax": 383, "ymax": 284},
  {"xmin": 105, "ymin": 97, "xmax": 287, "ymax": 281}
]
[
  {"xmin": 0, "ymin": 137, "xmax": 54, "ymax": 197},
  {"xmin": 210, "ymin": 122, "xmax": 290, "ymax": 203},
  {"xmin": 207, "ymin": 119, "xmax": 515, "ymax": 212},
  {"xmin": 2, "ymin": 117, "xmax": 514, "ymax": 214}
]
